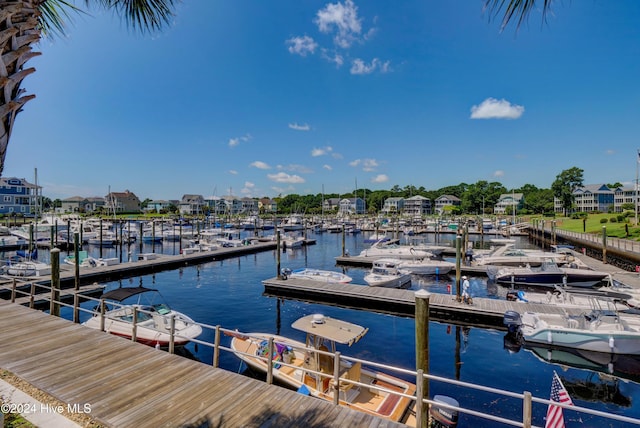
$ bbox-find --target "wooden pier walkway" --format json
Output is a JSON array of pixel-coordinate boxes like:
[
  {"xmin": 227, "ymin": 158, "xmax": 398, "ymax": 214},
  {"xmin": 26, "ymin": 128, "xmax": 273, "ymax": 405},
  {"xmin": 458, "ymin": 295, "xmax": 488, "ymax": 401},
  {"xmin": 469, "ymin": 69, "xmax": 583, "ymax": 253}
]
[
  {"xmin": 0, "ymin": 300, "xmax": 406, "ymax": 428},
  {"xmin": 262, "ymin": 277, "xmax": 584, "ymax": 328}
]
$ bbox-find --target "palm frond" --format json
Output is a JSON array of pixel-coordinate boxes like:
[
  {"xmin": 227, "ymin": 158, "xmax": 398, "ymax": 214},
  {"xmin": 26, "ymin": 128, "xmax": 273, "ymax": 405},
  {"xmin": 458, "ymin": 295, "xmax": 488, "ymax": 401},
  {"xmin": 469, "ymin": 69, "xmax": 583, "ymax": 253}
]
[
  {"xmin": 38, "ymin": 0, "xmax": 85, "ymax": 39},
  {"xmin": 484, "ymin": 0, "xmax": 554, "ymax": 31},
  {"xmin": 89, "ymin": 0, "xmax": 178, "ymax": 33}
]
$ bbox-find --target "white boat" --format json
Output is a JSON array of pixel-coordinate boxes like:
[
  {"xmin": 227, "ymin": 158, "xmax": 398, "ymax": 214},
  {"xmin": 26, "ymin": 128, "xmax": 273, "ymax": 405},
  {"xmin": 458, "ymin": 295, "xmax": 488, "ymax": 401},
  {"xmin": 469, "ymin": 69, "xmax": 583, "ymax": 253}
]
[
  {"xmin": 0, "ymin": 226, "xmax": 25, "ymax": 248},
  {"xmin": 229, "ymin": 314, "xmax": 415, "ymax": 422},
  {"xmin": 474, "ymin": 244, "xmax": 572, "ymax": 267},
  {"xmin": 396, "ymin": 258, "xmax": 455, "ymax": 275},
  {"xmin": 2, "ymin": 260, "xmax": 51, "ymax": 277},
  {"xmin": 281, "ymin": 213, "xmax": 305, "ymax": 231},
  {"xmin": 82, "ymin": 286, "xmax": 202, "ymax": 347},
  {"xmin": 282, "ymin": 268, "xmax": 352, "ymax": 283},
  {"xmin": 493, "ymin": 259, "xmax": 611, "ymax": 289},
  {"xmin": 364, "ymin": 258, "xmax": 412, "ymax": 288},
  {"xmin": 359, "ymin": 239, "xmax": 431, "ymax": 259},
  {"xmin": 504, "ymin": 297, "xmax": 640, "ymax": 355},
  {"xmin": 88, "ymin": 230, "xmax": 118, "ymax": 246},
  {"xmin": 281, "ymin": 232, "xmax": 305, "ymax": 249}
]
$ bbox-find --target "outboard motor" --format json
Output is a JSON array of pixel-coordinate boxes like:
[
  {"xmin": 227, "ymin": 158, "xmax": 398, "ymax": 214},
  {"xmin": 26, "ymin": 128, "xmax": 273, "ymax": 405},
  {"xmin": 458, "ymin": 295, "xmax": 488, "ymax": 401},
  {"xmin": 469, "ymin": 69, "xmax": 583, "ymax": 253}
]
[
  {"xmin": 280, "ymin": 268, "xmax": 292, "ymax": 280},
  {"xmin": 429, "ymin": 395, "xmax": 459, "ymax": 428},
  {"xmin": 503, "ymin": 310, "xmax": 522, "ymax": 334}
]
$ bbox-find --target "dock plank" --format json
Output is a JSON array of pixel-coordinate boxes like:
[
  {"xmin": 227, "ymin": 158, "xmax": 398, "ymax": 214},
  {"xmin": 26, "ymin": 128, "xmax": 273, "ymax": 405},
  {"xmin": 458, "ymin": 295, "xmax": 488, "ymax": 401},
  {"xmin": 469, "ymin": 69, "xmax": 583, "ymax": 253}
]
[{"xmin": 0, "ymin": 302, "xmax": 407, "ymax": 428}]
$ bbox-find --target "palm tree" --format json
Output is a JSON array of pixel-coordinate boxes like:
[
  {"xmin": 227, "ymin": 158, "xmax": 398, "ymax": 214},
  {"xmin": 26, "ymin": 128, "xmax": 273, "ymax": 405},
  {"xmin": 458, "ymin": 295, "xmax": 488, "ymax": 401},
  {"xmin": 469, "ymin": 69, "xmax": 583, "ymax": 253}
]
[
  {"xmin": 0, "ymin": 0, "xmax": 177, "ymax": 176},
  {"xmin": 484, "ymin": 0, "xmax": 554, "ymax": 31}
]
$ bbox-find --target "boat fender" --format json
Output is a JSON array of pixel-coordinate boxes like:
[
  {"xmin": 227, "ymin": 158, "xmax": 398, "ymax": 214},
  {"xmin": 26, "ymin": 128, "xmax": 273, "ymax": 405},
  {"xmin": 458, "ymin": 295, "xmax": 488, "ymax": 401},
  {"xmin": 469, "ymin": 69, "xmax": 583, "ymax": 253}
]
[
  {"xmin": 547, "ymin": 330, "xmax": 553, "ymax": 344},
  {"xmin": 609, "ymin": 336, "xmax": 615, "ymax": 351}
]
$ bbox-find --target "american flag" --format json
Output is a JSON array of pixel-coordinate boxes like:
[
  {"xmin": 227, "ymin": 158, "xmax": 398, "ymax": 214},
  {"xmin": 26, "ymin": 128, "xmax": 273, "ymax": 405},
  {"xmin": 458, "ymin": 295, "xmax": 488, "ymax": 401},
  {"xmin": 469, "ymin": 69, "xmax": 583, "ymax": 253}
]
[{"xmin": 545, "ymin": 371, "xmax": 574, "ymax": 428}]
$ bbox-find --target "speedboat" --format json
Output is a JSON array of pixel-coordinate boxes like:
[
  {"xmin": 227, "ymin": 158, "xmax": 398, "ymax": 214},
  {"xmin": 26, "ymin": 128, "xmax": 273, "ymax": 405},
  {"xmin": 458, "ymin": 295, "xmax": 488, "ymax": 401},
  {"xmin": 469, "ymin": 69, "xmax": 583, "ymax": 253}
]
[
  {"xmin": 282, "ymin": 268, "xmax": 352, "ymax": 283},
  {"xmin": 364, "ymin": 258, "xmax": 412, "ymax": 288},
  {"xmin": 396, "ymin": 258, "xmax": 455, "ymax": 275},
  {"xmin": 82, "ymin": 286, "xmax": 202, "ymax": 347},
  {"xmin": 229, "ymin": 314, "xmax": 416, "ymax": 422},
  {"xmin": 359, "ymin": 239, "xmax": 431, "ymax": 259},
  {"xmin": 493, "ymin": 259, "xmax": 610, "ymax": 289},
  {"xmin": 474, "ymin": 244, "xmax": 572, "ymax": 267},
  {"xmin": 504, "ymin": 296, "xmax": 640, "ymax": 355},
  {"xmin": 2, "ymin": 260, "xmax": 51, "ymax": 277}
]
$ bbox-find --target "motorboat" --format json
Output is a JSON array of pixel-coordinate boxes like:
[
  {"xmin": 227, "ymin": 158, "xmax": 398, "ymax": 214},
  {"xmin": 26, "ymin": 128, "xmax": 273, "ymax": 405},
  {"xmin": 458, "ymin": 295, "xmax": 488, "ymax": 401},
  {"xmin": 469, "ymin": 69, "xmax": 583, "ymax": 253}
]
[
  {"xmin": 364, "ymin": 258, "xmax": 412, "ymax": 288},
  {"xmin": 229, "ymin": 314, "xmax": 416, "ymax": 422},
  {"xmin": 474, "ymin": 244, "xmax": 572, "ymax": 267},
  {"xmin": 282, "ymin": 268, "xmax": 352, "ymax": 283},
  {"xmin": 82, "ymin": 286, "xmax": 202, "ymax": 347},
  {"xmin": 281, "ymin": 213, "xmax": 305, "ymax": 231},
  {"xmin": 359, "ymin": 239, "xmax": 432, "ymax": 259},
  {"xmin": 396, "ymin": 258, "xmax": 455, "ymax": 275},
  {"xmin": 2, "ymin": 260, "xmax": 51, "ymax": 277},
  {"xmin": 493, "ymin": 259, "xmax": 611, "ymax": 289},
  {"xmin": 503, "ymin": 297, "xmax": 640, "ymax": 355},
  {"xmin": 281, "ymin": 232, "xmax": 305, "ymax": 249}
]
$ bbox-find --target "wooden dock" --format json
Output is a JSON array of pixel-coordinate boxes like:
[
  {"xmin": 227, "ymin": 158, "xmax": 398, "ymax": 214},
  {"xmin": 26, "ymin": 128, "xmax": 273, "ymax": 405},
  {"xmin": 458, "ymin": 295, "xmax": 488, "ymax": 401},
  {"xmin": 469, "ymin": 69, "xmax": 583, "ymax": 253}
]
[
  {"xmin": 0, "ymin": 300, "xmax": 406, "ymax": 428},
  {"xmin": 262, "ymin": 277, "xmax": 583, "ymax": 329}
]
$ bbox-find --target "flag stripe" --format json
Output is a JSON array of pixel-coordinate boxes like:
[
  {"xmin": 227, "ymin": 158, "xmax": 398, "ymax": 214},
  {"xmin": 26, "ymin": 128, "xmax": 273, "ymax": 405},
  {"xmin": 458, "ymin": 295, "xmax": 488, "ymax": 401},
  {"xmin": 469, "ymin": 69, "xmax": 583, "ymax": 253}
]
[{"xmin": 545, "ymin": 372, "xmax": 573, "ymax": 428}]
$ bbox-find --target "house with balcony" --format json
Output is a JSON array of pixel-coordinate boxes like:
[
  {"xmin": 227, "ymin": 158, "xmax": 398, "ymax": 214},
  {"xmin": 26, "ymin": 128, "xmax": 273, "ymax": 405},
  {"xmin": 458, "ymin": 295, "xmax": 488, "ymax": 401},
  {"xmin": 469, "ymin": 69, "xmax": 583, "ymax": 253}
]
[
  {"xmin": 105, "ymin": 190, "xmax": 141, "ymax": 214},
  {"xmin": 553, "ymin": 184, "xmax": 615, "ymax": 213},
  {"xmin": 0, "ymin": 177, "xmax": 40, "ymax": 216},
  {"xmin": 404, "ymin": 195, "xmax": 431, "ymax": 216},
  {"xmin": 179, "ymin": 194, "xmax": 205, "ymax": 215},
  {"xmin": 338, "ymin": 197, "xmax": 365, "ymax": 216},
  {"xmin": 494, "ymin": 193, "xmax": 524, "ymax": 214},
  {"xmin": 434, "ymin": 195, "xmax": 461, "ymax": 215},
  {"xmin": 382, "ymin": 197, "xmax": 404, "ymax": 214},
  {"xmin": 259, "ymin": 198, "xmax": 277, "ymax": 213},
  {"xmin": 60, "ymin": 196, "xmax": 91, "ymax": 213}
]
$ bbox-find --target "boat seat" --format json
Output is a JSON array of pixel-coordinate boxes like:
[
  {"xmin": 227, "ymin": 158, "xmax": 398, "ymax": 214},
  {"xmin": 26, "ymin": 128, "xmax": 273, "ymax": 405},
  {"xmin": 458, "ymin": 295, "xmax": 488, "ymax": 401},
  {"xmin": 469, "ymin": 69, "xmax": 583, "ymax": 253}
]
[{"xmin": 339, "ymin": 361, "xmax": 361, "ymax": 392}]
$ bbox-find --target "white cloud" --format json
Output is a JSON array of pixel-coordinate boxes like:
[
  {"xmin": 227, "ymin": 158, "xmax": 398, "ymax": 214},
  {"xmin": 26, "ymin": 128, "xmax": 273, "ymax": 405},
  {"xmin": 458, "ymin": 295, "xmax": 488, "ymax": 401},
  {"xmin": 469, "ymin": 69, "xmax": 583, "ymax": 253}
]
[
  {"xmin": 371, "ymin": 174, "xmax": 389, "ymax": 183},
  {"xmin": 323, "ymin": 164, "xmax": 332, "ymax": 171},
  {"xmin": 315, "ymin": 0, "xmax": 362, "ymax": 49},
  {"xmin": 493, "ymin": 170, "xmax": 505, "ymax": 178},
  {"xmin": 321, "ymin": 49, "xmax": 344, "ymax": 67},
  {"xmin": 267, "ymin": 172, "xmax": 306, "ymax": 184},
  {"xmin": 350, "ymin": 58, "xmax": 390, "ymax": 75},
  {"xmin": 606, "ymin": 149, "xmax": 615, "ymax": 155},
  {"xmin": 470, "ymin": 98, "xmax": 524, "ymax": 120},
  {"xmin": 286, "ymin": 35, "xmax": 318, "ymax": 56},
  {"xmin": 312, "ymin": 146, "xmax": 333, "ymax": 157},
  {"xmin": 244, "ymin": 181, "xmax": 255, "ymax": 189},
  {"xmin": 229, "ymin": 170, "xmax": 238, "ymax": 175},
  {"xmin": 278, "ymin": 164, "xmax": 313, "ymax": 174},
  {"xmin": 289, "ymin": 122, "xmax": 311, "ymax": 131},
  {"xmin": 228, "ymin": 133, "xmax": 252, "ymax": 147},
  {"xmin": 250, "ymin": 161, "xmax": 271, "ymax": 170},
  {"xmin": 350, "ymin": 158, "xmax": 378, "ymax": 171}
]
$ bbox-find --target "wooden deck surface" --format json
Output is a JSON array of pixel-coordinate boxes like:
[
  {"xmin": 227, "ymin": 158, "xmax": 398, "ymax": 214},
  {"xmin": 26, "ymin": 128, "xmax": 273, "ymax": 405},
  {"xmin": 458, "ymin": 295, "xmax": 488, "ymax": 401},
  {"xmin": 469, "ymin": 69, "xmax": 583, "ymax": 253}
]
[{"xmin": 0, "ymin": 300, "xmax": 407, "ymax": 428}]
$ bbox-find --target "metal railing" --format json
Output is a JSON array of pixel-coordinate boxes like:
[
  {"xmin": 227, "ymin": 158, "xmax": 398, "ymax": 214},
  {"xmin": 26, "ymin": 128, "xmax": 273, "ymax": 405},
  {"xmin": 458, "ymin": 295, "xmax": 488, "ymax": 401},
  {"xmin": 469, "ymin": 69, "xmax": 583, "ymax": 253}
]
[{"xmin": 2, "ymin": 283, "xmax": 639, "ymax": 428}]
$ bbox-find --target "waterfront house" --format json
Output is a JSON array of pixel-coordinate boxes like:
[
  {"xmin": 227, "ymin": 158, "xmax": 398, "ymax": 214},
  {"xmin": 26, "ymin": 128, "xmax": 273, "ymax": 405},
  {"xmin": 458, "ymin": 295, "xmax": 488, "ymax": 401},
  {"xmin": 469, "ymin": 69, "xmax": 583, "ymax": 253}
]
[
  {"xmin": 554, "ymin": 184, "xmax": 615, "ymax": 214},
  {"xmin": 240, "ymin": 197, "xmax": 259, "ymax": 214},
  {"xmin": 179, "ymin": 194, "xmax": 205, "ymax": 215},
  {"xmin": 494, "ymin": 193, "xmax": 524, "ymax": 214},
  {"xmin": 434, "ymin": 195, "xmax": 461, "ymax": 215},
  {"xmin": 382, "ymin": 197, "xmax": 404, "ymax": 214},
  {"xmin": 338, "ymin": 197, "xmax": 365, "ymax": 216},
  {"xmin": 105, "ymin": 190, "xmax": 141, "ymax": 214},
  {"xmin": 145, "ymin": 200, "xmax": 174, "ymax": 213},
  {"xmin": 60, "ymin": 196, "xmax": 91, "ymax": 213},
  {"xmin": 323, "ymin": 198, "xmax": 341, "ymax": 213},
  {"xmin": 85, "ymin": 197, "xmax": 106, "ymax": 213},
  {"xmin": 258, "ymin": 198, "xmax": 277, "ymax": 214},
  {"xmin": 0, "ymin": 177, "xmax": 40, "ymax": 216},
  {"xmin": 404, "ymin": 195, "xmax": 432, "ymax": 216}
]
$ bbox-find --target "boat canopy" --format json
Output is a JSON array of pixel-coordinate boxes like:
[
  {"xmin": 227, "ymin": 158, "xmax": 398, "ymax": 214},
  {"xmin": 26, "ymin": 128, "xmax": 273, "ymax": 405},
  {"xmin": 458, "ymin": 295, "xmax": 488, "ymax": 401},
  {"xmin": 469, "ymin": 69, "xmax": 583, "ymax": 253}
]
[
  {"xmin": 100, "ymin": 286, "xmax": 158, "ymax": 302},
  {"xmin": 291, "ymin": 314, "xmax": 368, "ymax": 346}
]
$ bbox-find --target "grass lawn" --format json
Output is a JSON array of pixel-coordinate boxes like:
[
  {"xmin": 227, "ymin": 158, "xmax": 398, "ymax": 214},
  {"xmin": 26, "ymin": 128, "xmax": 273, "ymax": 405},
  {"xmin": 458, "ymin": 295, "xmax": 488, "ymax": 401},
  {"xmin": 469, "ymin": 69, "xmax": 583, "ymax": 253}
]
[{"xmin": 533, "ymin": 213, "xmax": 640, "ymax": 240}]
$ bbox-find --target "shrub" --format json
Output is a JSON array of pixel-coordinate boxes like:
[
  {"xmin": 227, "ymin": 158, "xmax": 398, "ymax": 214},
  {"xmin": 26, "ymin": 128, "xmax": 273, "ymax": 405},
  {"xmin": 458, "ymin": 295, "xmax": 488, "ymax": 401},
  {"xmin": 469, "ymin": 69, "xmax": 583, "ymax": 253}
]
[
  {"xmin": 610, "ymin": 217, "xmax": 618, "ymax": 223},
  {"xmin": 600, "ymin": 218, "xmax": 608, "ymax": 224},
  {"xmin": 617, "ymin": 215, "xmax": 626, "ymax": 222}
]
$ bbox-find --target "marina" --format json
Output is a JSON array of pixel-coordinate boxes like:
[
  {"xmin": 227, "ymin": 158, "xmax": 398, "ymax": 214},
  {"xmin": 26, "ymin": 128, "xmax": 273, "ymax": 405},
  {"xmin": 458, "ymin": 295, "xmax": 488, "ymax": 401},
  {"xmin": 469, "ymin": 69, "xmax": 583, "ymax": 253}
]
[{"xmin": 2, "ymin": 229, "xmax": 640, "ymax": 426}]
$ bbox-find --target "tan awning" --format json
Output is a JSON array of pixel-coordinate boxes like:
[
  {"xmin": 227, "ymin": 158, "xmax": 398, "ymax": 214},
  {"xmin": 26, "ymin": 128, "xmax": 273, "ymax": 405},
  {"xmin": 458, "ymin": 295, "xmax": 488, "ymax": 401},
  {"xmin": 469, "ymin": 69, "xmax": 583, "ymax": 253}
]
[{"xmin": 291, "ymin": 314, "xmax": 368, "ymax": 346}]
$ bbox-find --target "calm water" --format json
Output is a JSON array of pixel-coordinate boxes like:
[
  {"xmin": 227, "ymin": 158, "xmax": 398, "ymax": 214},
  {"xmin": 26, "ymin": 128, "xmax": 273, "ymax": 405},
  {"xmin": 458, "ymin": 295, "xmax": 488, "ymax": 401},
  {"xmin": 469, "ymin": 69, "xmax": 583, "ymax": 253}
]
[{"xmin": 26, "ymin": 228, "xmax": 640, "ymax": 427}]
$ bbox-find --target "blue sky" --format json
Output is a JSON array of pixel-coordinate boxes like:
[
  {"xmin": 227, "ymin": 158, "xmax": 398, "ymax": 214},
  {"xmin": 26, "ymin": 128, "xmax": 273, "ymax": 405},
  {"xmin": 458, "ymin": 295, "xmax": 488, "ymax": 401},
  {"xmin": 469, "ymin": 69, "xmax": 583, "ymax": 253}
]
[{"xmin": 4, "ymin": 1, "xmax": 640, "ymax": 201}]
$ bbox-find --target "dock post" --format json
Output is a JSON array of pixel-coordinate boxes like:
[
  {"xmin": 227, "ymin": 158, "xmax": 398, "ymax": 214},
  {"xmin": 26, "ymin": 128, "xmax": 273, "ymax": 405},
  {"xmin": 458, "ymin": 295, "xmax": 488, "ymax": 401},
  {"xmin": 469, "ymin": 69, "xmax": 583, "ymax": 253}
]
[
  {"xmin": 74, "ymin": 233, "xmax": 80, "ymax": 291},
  {"xmin": 552, "ymin": 221, "xmax": 557, "ymax": 245},
  {"xmin": 28, "ymin": 223, "xmax": 33, "ymax": 254},
  {"xmin": 99, "ymin": 218, "xmax": 104, "ymax": 258},
  {"xmin": 169, "ymin": 315, "xmax": 176, "ymax": 354},
  {"xmin": 342, "ymin": 225, "xmax": 346, "ymax": 256},
  {"xmin": 523, "ymin": 391, "xmax": 532, "ymax": 428},
  {"xmin": 333, "ymin": 351, "xmax": 341, "ymax": 405},
  {"xmin": 276, "ymin": 231, "xmax": 282, "ymax": 279},
  {"xmin": 50, "ymin": 248, "xmax": 60, "ymax": 317},
  {"xmin": 266, "ymin": 337, "xmax": 275, "ymax": 385},
  {"xmin": 455, "ymin": 235, "xmax": 461, "ymax": 300},
  {"xmin": 415, "ymin": 289, "xmax": 430, "ymax": 428},
  {"xmin": 11, "ymin": 278, "xmax": 16, "ymax": 303},
  {"xmin": 602, "ymin": 226, "xmax": 607, "ymax": 264},
  {"xmin": 67, "ymin": 219, "xmax": 71, "ymax": 251},
  {"xmin": 213, "ymin": 325, "xmax": 221, "ymax": 368}
]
